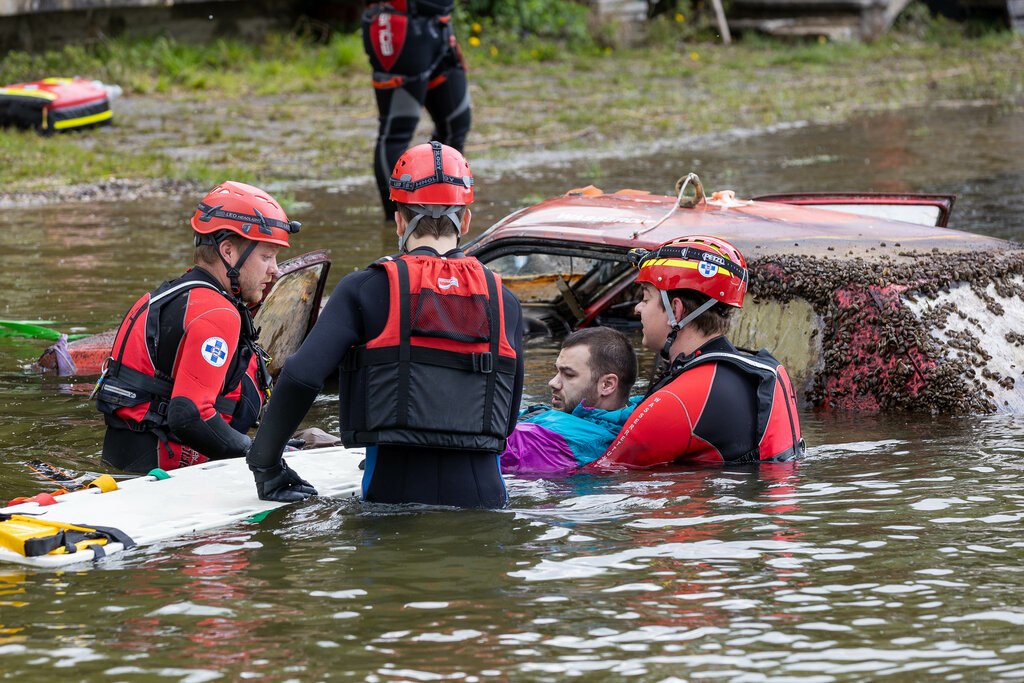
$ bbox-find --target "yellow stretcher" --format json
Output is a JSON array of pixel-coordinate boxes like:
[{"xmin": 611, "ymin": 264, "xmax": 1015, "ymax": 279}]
[{"xmin": 0, "ymin": 513, "xmax": 134, "ymax": 559}]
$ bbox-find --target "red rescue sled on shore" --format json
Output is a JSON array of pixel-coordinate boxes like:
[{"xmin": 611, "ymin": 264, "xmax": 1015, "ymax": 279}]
[{"xmin": 0, "ymin": 77, "xmax": 112, "ymax": 133}]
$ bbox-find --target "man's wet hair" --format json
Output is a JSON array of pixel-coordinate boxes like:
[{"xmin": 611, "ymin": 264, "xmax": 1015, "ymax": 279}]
[
  {"xmin": 669, "ymin": 288, "xmax": 734, "ymax": 337},
  {"xmin": 396, "ymin": 203, "xmax": 465, "ymax": 240},
  {"xmin": 562, "ymin": 326, "xmax": 638, "ymax": 404}
]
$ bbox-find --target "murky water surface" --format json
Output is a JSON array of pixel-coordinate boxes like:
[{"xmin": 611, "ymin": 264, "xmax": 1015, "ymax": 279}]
[{"xmin": 1, "ymin": 105, "xmax": 1023, "ymax": 680}]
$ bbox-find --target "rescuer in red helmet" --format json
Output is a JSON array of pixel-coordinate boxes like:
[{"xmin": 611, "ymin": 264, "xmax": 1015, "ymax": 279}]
[
  {"xmin": 248, "ymin": 142, "xmax": 524, "ymax": 506},
  {"xmin": 94, "ymin": 181, "xmax": 307, "ymax": 478},
  {"xmin": 586, "ymin": 235, "xmax": 805, "ymax": 469}
]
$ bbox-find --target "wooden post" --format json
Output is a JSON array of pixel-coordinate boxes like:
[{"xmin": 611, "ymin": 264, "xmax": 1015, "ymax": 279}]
[
  {"xmin": 710, "ymin": 0, "xmax": 732, "ymax": 44},
  {"xmin": 1010, "ymin": 0, "xmax": 1024, "ymax": 33}
]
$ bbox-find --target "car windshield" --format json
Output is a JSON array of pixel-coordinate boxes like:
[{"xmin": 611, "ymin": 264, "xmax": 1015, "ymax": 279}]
[{"xmin": 483, "ymin": 249, "xmax": 639, "ymax": 336}]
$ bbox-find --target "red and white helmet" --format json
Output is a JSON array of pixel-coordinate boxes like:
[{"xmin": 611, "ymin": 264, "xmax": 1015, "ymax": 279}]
[
  {"xmin": 630, "ymin": 235, "xmax": 747, "ymax": 357},
  {"xmin": 631, "ymin": 235, "xmax": 748, "ymax": 309},
  {"xmin": 192, "ymin": 181, "xmax": 299, "ymax": 248}
]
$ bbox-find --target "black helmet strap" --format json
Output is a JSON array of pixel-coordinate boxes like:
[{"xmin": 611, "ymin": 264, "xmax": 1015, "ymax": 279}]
[
  {"xmin": 195, "ymin": 230, "xmax": 259, "ymax": 297},
  {"xmin": 195, "ymin": 202, "xmax": 301, "ymax": 237}
]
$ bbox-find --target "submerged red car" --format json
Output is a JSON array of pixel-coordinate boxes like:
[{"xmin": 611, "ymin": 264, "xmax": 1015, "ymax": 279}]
[
  {"xmin": 464, "ymin": 174, "xmax": 1024, "ymax": 415},
  {"xmin": 41, "ymin": 173, "xmax": 1024, "ymax": 415}
]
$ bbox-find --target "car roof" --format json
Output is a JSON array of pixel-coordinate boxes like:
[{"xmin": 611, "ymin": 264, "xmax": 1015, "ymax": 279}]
[{"xmin": 469, "ymin": 190, "xmax": 1016, "ymax": 260}]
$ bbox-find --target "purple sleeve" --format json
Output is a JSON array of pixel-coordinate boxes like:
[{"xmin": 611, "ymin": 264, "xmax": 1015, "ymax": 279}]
[{"xmin": 501, "ymin": 422, "xmax": 577, "ymax": 474}]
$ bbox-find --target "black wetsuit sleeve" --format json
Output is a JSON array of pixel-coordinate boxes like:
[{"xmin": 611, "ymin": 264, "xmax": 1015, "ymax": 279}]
[
  {"xmin": 167, "ymin": 396, "xmax": 251, "ymax": 460},
  {"xmin": 246, "ymin": 370, "xmax": 320, "ymax": 469},
  {"xmin": 503, "ymin": 285, "xmax": 525, "ymax": 437},
  {"xmin": 247, "ymin": 270, "xmax": 388, "ymax": 469}
]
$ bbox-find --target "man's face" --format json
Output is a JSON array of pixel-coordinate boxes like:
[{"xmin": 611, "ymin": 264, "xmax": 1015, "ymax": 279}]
[
  {"xmin": 635, "ymin": 282, "xmax": 671, "ymax": 352},
  {"xmin": 548, "ymin": 344, "xmax": 599, "ymax": 412},
  {"xmin": 237, "ymin": 242, "xmax": 281, "ymax": 304}
]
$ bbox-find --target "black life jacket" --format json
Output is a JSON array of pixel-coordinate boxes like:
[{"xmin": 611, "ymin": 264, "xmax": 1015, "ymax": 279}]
[
  {"xmin": 657, "ymin": 344, "xmax": 806, "ymax": 463},
  {"xmin": 339, "ymin": 253, "xmax": 518, "ymax": 452},
  {"xmin": 94, "ymin": 268, "xmax": 267, "ymax": 436}
]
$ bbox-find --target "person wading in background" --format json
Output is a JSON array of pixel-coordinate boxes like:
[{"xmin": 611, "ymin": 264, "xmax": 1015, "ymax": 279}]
[{"xmin": 362, "ymin": 0, "xmax": 472, "ymax": 221}]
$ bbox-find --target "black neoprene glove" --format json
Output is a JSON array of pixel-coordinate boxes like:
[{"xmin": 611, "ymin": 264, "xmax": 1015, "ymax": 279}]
[{"xmin": 250, "ymin": 458, "xmax": 318, "ymax": 502}]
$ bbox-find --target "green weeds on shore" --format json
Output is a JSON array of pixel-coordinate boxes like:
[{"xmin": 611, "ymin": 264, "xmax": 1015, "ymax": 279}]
[{"xmin": 0, "ymin": 20, "xmax": 1021, "ymax": 194}]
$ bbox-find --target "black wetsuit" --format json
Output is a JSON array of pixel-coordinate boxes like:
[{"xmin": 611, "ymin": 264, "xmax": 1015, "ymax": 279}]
[
  {"xmin": 362, "ymin": 0, "xmax": 471, "ymax": 218},
  {"xmin": 247, "ymin": 246, "xmax": 524, "ymax": 508}
]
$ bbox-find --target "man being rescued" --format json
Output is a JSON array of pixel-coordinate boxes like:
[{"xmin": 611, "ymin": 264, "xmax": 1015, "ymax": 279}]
[{"xmin": 501, "ymin": 326, "xmax": 640, "ymax": 474}]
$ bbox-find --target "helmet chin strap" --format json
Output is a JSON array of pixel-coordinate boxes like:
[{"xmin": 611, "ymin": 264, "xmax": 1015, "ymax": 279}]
[
  {"xmin": 196, "ymin": 232, "xmax": 258, "ymax": 299},
  {"xmin": 398, "ymin": 204, "xmax": 462, "ymax": 253},
  {"xmin": 659, "ymin": 291, "xmax": 718, "ymax": 361}
]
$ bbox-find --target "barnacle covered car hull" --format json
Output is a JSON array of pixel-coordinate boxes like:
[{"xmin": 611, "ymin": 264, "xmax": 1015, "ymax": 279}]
[{"xmin": 465, "ymin": 182, "xmax": 1024, "ymax": 414}]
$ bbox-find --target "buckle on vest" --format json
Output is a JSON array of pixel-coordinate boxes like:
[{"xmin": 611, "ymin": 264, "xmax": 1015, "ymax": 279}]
[
  {"xmin": 154, "ymin": 400, "xmax": 169, "ymax": 417},
  {"xmin": 472, "ymin": 352, "xmax": 493, "ymax": 373}
]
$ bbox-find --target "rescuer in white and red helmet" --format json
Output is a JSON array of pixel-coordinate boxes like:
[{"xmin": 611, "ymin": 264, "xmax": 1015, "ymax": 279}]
[
  {"xmin": 248, "ymin": 143, "xmax": 525, "ymax": 507},
  {"xmin": 587, "ymin": 235, "xmax": 806, "ymax": 470}
]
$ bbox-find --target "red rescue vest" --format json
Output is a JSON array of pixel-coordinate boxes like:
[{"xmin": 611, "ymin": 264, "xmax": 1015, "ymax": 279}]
[
  {"xmin": 340, "ymin": 254, "xmax": 518, "ymax": 452},
  {"xmin": 94, "ymin": 271, "xmax": 265, "ymax": 446},
  {"xmin": 363, "ymin": 0, "xmax": 456, "ymax": 87}
]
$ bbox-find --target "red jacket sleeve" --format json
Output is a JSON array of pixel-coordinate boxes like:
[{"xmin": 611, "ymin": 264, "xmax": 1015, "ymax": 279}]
[
  {"xmin": 587, "ymin": 364, "xmax": 718, "ymax": 470},
  {"xmin": 170, "ymin": 289, "xmax": 242, "ymax": 421},
  {"xmin": 588, "ymin": 391, "xmax": 694, "ymax": 470}
]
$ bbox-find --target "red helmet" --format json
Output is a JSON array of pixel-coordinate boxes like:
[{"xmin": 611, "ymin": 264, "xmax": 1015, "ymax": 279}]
[
  {"xmin": 191, "ymin": 181, "xmax": 299, "ymax": 248},
  {"xmin": 631, "ymin": 235, "xmax": 748, "ymax": 308},
  {"xmin": 389, "ymin": 141, "xmax": 474, "ymax": 206}
]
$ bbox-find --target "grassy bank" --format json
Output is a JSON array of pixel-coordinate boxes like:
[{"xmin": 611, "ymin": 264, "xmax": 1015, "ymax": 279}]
[{"xmin": 0, "ymin": 25, "xmax": 1021, "ymax": 197}]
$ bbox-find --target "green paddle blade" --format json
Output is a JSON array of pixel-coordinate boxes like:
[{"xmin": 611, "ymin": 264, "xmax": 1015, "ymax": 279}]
[{"xmin": 0, "ymin": 320, "xmax": 90, "ymax": 341}]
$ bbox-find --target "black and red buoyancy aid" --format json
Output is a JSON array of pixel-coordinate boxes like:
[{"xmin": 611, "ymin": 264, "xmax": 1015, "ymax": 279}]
[
  {"xmin": 363, "ymin": 0, "xmax": 458, "ymax": 87},
  {"xmin": 661, "ymin": 347, "xmax": 805, "ymax": 463},
  {"xmin": 339, "ymin": 253, "xmax": 517, "ymax": 451},
  {"xmin": 94, "ymin": 269, "xmax": 265, "ymax": 438},
  {"xmin": 364, "ymin": 0, "xmax": 455, "ymax": 18}
]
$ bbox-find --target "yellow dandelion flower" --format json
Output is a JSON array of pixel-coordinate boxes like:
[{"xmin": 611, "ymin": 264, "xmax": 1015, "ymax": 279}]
[
  {"xmin": 472, "ymin": 22, "xmax": 482, "ymax": 33},
  {"xmin": 490, "ymin": 45, "xmax": 498, "ymax": 56},
  {"xmin": 818, "ymin": 35, "xmax": 827, "ymax": 43},
  {"xmin": 469, "ymin": 36, "xmax": 480, "ymax": 47},
  {"xmin": 690, "ymin": 52, "xmax": 699, "ymax": 61},
  {"xmin": 675, "ymin": 13, "xmax": 685, "ymax": 22}
]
